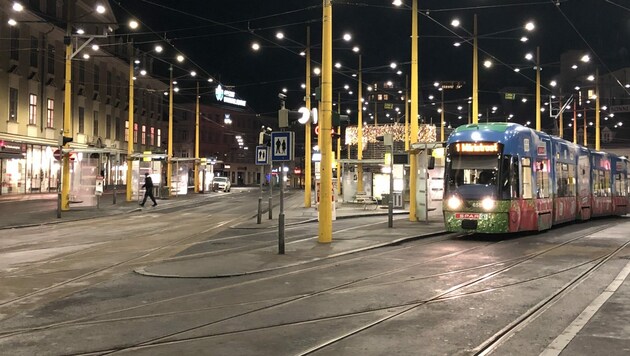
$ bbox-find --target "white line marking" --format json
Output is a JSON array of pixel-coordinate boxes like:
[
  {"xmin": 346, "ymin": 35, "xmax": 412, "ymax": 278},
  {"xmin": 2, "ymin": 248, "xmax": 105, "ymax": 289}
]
[{"xmin": 540, "ymin": 260, "xmax": 630, "ymax": 356}]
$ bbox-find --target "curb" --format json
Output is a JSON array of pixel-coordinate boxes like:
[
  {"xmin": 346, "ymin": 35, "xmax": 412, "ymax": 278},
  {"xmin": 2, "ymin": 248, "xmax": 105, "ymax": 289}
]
[{"xmin": 133, "ymin": 229, "xmax": 449, "ymax": 279}]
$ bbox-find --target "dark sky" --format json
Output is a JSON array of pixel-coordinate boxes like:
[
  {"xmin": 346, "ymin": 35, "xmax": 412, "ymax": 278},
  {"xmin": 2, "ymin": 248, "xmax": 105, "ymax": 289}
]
[{"xmin": 111, "ymin": 0, "xmax": 630, "ymax": 126}]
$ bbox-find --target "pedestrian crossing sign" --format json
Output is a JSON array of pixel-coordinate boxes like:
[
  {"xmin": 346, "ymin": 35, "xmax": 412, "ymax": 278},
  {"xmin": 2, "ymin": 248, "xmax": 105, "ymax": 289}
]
[
  {"xmin": 271, "ymin": 131, "xmax": 294, "ymax": 162},
  {"xmin": 255, "ymin": 146, "xmax": 269, "ymax": 165}
]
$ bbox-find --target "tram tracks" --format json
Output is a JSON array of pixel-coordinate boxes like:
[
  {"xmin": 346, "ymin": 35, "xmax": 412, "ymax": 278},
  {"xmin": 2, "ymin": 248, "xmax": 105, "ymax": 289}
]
[{"xmin": 51, "ymin": 224, "xmax": 623, "ymax": 355}]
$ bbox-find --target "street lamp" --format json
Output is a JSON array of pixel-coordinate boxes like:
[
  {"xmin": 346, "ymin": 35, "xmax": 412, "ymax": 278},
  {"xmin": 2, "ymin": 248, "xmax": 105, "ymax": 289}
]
[{"xmin": 451, "ymin": 17, "xmax": 535, "ymax": 125}]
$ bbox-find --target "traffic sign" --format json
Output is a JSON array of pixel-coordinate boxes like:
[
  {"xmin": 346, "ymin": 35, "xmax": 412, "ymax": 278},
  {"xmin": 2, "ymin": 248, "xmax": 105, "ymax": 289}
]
[
  {"xmin": 271, "ymin": 131, "xmax": 294, "ymax": 162},
  {"xmin": 255, "ymin": 146, "xmax": 269, "ymax": 165},
  {"xmin": 53, "ymin": 149, "xmax": 75, "ymax": 161}
]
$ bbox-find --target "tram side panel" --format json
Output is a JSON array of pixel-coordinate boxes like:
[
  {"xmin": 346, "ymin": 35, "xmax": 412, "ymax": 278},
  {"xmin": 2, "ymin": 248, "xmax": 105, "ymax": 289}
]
[
  {"xmin": 611, "ymin": 156, "xmax": 629, "ymax": 216},
  {"xmin": 577, "ymin": 148, "xmax": 592, "ymax": 220},
  {"xmin": 590, "ymin": 151, "xmax": 613, "ymax": 217},
  {"xmin": 551, "ymin": 138, "xmax": 579, "ymax": 225}
]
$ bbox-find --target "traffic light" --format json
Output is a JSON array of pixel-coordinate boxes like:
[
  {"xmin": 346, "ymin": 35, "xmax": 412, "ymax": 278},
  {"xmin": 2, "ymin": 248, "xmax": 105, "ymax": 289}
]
[
  {"xmin": 332, "ymin": 113, "xmax": 349, "ymax": 126},
  {"xmin": 63, "ymin": 136, "xmax": 73, "ymax": 145}
]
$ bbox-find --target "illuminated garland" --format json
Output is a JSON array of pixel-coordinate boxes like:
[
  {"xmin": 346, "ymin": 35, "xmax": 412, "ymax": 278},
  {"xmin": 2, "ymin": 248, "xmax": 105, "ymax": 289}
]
[{"xmin": 344, "ymin": 123, "xmax": 437, "ymax": 145}]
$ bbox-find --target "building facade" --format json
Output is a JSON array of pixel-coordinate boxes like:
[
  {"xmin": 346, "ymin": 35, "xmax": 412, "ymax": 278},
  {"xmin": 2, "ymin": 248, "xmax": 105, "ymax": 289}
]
[{"xmin": 0, "ymin": 0, "xmax": 168, "ymax": 195}]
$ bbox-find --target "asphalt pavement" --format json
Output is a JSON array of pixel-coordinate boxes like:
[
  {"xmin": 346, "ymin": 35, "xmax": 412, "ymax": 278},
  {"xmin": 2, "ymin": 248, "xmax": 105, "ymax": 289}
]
[{"xmin": 0, "ymin": 188, "xmax": 447, "ymax": 277}]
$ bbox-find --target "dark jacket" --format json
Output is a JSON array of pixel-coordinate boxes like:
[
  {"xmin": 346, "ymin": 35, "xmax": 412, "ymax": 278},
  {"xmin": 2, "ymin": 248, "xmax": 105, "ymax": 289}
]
[{"xmin": 142, "ymin": 176, "xmax": 154, "ymax": 189}]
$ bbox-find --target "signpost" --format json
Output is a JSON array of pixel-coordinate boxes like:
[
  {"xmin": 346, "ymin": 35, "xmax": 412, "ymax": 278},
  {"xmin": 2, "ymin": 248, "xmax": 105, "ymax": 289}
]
[
  {"xmin": 255, "ymin": 146, "xmax": 269, "ymax": 224},
  {"xmin": 271, "ymin": 131, "xmax": 295, "ymax": 255}
]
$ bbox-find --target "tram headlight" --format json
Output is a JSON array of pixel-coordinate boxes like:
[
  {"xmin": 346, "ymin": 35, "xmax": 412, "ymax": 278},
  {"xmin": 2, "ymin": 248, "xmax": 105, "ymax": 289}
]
[
  {"xmin": 447, "ymin": 195, "xmax": 462, "ymax": 210},
  {"xmin": 481, "ymin": 197, "xmax": 495, "ymax": 211}
]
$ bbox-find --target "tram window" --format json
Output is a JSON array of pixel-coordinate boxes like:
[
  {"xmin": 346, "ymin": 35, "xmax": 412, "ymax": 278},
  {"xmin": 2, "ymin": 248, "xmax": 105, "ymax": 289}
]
[
  {"xmin": 511, "ymin": 156, "xmax": 519, "ymax": 199},
  {"xmin": 535, "ymin": 160, "xmax": 550, "ymax": 199},
  {"xmin": 567, "ymin": 163, "xmax": 576, "ymax": 197},
  {"xmin": 556, "ymin": 163, "xmax": 566, "ymax": 197},
  {"xmin": 447, "ymin": 155, "xmax": 499, "ymax": 188},
  {"xmin": 499, "ymin": 155, "xmax": 511, "ymax": 199},
  {"xmin": 522, "ymin": 158, "xmax": 532, "ymax": 199},
  {"xmin": 604, "ymin": 171, "xmax": 611, "ymax": 196},
  {"xmin": 614, "ymin": 173, "xmax": 626, "ymax": 197}
]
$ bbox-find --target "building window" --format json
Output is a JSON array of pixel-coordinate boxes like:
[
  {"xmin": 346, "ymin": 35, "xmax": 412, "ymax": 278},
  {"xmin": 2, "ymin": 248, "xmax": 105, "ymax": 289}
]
[
  {"xmin": 150, "ymin": 127, "xmax": 155, "ymax": 146},
  {"xmin": 79, "ymin": 61, "xmax": 85, "ymax": 86},
  {"xmin": 30, "ymin": 36, "xmax": 38, "ymax": 67},
  {"xmin": 125, "ymin": 120, "xmax": 129, "ymax": 142},
  {"xmin": 29, "ymin": 94, "xmax": 37, "ymax": 125},
  {"xmin": 133, "ymin": 123, "xmax": 138, "ymax": 143},
  {"xmin": 47, "ymin": 98, "xmax": 54, "ymax": 127},
  {"xmin": 93, "ymin": 111, "xmax": 99, "ymax": 137},
  {"xmin": 106, "ymin": 71, "xmax": 112, "ymax": 96},
  {"xmin": 10, "ymin": 27, "xmax": 19, "ymax": 61},
  {"xmin": 9, "ymin": 88, "xmax": 18, "ymax": 122},
  {"xmin": 93, "ymin": 65, "xmax": 100, "ymax": 93},
  {"xmin": 78, "ymin": 107, "xmax": 85, "ymax": 134},
  {"xmin": 106, "ymin": 115, "xmax": 111, "ymax": 139},
  {"xmin": 157, "ymin": 129, "xmax": 161, "ymax": 148},
  {"xmin": 47, "ymin": 44, "xmax": 55, "ymax": 75},
  {"xmin": 46, "ymin": 0, "xmax": 56, "ymax": 16},
  {"xmin": 141, "ymin": 125, "xmax": 146, "ymax": 145},
  {"xmin": 115, "ymin": 117, "xmax": 121, "ymax": 141}
]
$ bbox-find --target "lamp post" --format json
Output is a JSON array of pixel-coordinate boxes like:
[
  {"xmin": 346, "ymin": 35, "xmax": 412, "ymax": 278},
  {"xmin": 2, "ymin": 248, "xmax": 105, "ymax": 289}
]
[
  {"xmin": 452, "ymin": 17, "xmax": 535, "ymax": 126},
  {"xmin": 409, "ymin": 0, "xmax": 419, "ymax": 222},
  {"xmin": 318, "ymin": 0, "xmax": 333, "ymax": 243},
  {"xmin": 536, "ymin": 46, "xmax": 541, "ymax": 131},
  {"xmin": 125, "ymin": 46, "xmax": 135, "ymax": 202},
  {"xmin": 357, "ymin": 54, "xmax": 364, "ymax": 193},
  {"xmin": 167, "ymin": 65, "xmax": 173, "ymax": 196},
  {"xmin": 304, "ymin": 26, "xmax": 312, "ymax": 208},
  {"xmin": 194, "ymin": 81, "xmax": 200, "ymax": 193},
  {"xmin": 595, "ymin": 68, "xmax": 600, "ymax": 151}
]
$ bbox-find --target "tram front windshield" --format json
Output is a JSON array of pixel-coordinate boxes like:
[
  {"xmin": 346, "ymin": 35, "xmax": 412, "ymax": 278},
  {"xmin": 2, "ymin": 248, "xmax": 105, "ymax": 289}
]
[{"xmin": 446, "ymin": 143, "xmax": 505, "ymax": 200}]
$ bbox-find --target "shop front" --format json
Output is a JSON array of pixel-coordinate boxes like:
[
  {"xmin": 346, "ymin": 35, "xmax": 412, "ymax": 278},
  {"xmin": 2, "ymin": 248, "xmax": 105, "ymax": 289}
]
[{"xmin": 1, "ymin": 140, "xmax": 60, "ymax": 195}]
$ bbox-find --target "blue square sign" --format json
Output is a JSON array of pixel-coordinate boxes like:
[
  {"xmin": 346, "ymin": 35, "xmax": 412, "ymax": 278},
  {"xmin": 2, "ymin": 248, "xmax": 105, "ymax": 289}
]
[
  {"xmin": 271, "ymin": 131, "xmax": 294, "ymax": 162},
  {"xmin": 255, "ymin": 146, "xmax": 269, "ymax": 165}
]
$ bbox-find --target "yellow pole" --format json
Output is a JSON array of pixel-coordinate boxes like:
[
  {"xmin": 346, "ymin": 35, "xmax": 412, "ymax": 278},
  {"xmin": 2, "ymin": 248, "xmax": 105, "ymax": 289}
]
[
  {"xmin": 337, "ymin": 93, "xmax": 341, "ymax": 195},
  {"xmin": 374, "ymin": 101, "xmax": 378, "ymax": 125},
  {"xmin": 405, "ymin": 75, "xmax": 409, "ymax": 151},
  {"xmin": 357, "ymin": 54, "xmax": 364, "ymax": 193},
  {"xmin": 304, "ymin": 26, "xmax": 312, "ymax": 208},
  {"xmin": 125, "ymin": 52, "xmax": 134, "ymax": 201},
  {"xmin": 583, "ymin": 107, "xmax": 587, "ymax": 146},
  {"xmin": 440, "ymin": 88, "xmax": 445, "ymax": 141},
  {"xmin": 319, "ymin": 0, "xmax": 333, "ymax": 243},
  {"xmin": 595, "ymin": 68, "xmax": 600, "ymax": 151},
  {"xmin": 62, "ymin": 31, "xmax": 72, "ymax": 211},
  {"xmin": 167, "ymin": 66, "xmax": 173, "ymax": 196},
  {"xmin": 194, "ymin": 82, "xmax": 200, "ymax": 193},
  {"xmin": 573, "ymin": 100, "xmax": 577, "ymax": 144},
  {"xmin": 472, "ymin": 14, "xmax": 478, "ymax": 124},
  {"xmin": 409, "ymin": 0, "xmax": 419, "ymax": 222},
  {"xmin": 559, "ymin": 96, "xmax": 563, "ymax": 138},
  {"xmin": 536, "ymin": 46, "xmax": 541, "ymax": 131}
]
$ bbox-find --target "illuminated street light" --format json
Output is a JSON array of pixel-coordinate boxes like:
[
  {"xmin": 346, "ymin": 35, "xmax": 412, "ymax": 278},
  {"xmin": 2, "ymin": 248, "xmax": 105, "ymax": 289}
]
[
  {"xmin": 483, "ymin": 60, "xmax": 492, "ymax": 68},
  {"xmin": 129, "ymin": 20, "xmax": 139, "ymax": 29},
  {"xmin": 96, "ymin": 4, "xmax": 106, "ymax": 13},
  {"xmin": 176, "ymin": 54, "xmax": 184, "ymax": 62}
]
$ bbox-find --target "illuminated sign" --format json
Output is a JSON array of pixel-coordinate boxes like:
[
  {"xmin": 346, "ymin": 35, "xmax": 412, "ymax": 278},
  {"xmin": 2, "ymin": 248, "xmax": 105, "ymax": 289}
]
[
  {"xmin": 455, "ymin": 142, "xmax": 499, "ymax": 154},
  {"xmin": 215, "ymin": 85, "xmax": 246, "ymax": 107},
  {"xmin": 455, "ymin": 213, "xmax": 480, "ymax": 220}
]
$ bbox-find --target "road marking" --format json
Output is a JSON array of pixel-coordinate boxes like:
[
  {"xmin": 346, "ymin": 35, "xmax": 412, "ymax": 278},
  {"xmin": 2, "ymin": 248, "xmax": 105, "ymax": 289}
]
[{"xmin": 540, "ymin": 260, "xmax": 630, "ymax": 356}]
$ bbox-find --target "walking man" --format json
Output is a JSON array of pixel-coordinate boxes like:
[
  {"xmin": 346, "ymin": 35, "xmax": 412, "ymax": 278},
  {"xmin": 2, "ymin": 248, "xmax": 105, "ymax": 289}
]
[{"xmin": 140, "ymin": 172, "xmax": 157, "ymax": 207}]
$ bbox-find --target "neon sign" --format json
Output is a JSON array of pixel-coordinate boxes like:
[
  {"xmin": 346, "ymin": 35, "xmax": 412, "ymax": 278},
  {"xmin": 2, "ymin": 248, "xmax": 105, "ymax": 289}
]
[
  {"xmin": 455, "ymin": 142, "xmax": 499, "ymax": 154},
  {"xmin": 215, "ymin": 85, "xmax": 246, "ymax": 107}
]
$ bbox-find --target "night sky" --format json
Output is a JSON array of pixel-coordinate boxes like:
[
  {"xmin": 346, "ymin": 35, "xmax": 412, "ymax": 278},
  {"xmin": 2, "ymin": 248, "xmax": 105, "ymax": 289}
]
[{"xmin": 111, "ymin": 0, "xmax": 630, "ymax": 128}]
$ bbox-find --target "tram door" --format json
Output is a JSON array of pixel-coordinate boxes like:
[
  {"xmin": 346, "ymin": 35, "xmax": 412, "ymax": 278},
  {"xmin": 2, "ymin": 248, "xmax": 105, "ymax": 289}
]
[{"xmin": 577, "ymin": 155, "xmax": 591, "ymax": 220}]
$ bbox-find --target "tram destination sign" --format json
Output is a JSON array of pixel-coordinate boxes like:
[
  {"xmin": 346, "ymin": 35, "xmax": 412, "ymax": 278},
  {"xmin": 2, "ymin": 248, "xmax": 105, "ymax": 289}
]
[{"xmin": 455, "ymin": 142, "xmax": 501, "ymax": 154}]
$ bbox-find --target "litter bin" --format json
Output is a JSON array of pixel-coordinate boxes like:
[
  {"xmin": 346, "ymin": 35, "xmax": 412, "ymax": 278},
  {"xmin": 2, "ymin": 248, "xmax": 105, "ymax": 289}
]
[
  {"xmin": 159, "ymin": 186, "xmax": 170, "ymax": 199},
  {"xmin": 392, "ymin": 192, "xmax": 403, "ymax": 208},
  {"xmin": 381, "ymin": 193, "xmax": 390, "ymax": 205}
]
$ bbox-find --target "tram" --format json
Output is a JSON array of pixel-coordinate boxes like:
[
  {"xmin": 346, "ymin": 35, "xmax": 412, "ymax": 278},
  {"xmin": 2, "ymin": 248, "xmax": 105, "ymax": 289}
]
[{"xmin": 442, "ymin": 122, "xmax": 629, "ymax": 233}]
